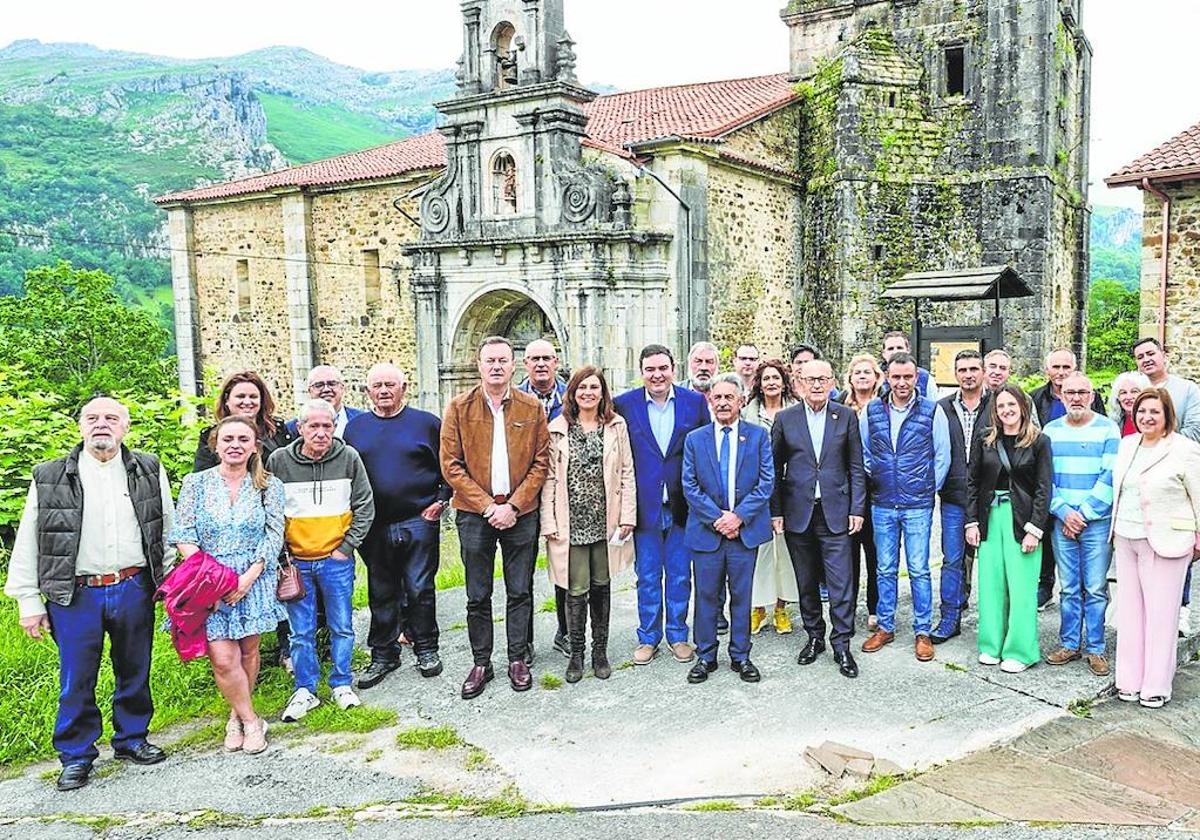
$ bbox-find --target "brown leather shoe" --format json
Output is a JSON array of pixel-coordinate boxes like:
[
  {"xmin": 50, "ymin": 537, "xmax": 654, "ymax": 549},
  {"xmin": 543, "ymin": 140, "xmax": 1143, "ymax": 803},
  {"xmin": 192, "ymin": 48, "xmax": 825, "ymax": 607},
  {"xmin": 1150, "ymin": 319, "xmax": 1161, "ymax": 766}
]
[
  {"xmin": 1087, "ymin": 654, "xmax": 1110, "ymax": 676},
  {"xmin": 632, "ymin": 644, "xmax": 659, "ymax": 665},
  {"xmin": 461, "ymin": 663, "xmax": 494, "ymax": 699},
  {"xmin": 914, "ymin": 635, "xmax": 935, "ymax": 661},
  {"xmin": 508, "ymin": 659, "xmax": 532, "ymax": 692},
  {"xmin": 861, "ymin": 629, "xmax": 895, "ymax": 653},
  {"xmin": 1045, "ymin": 647, "xmax": 1081, "ymax": 666}
]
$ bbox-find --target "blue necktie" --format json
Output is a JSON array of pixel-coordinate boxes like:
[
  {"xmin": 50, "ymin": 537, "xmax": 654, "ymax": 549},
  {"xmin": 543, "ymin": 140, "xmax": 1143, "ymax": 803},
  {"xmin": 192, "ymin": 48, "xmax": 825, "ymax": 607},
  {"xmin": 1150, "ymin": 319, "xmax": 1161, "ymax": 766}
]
[{"xmin": 719, "ymin": 426, "xmax": 731, "ymax": 509}]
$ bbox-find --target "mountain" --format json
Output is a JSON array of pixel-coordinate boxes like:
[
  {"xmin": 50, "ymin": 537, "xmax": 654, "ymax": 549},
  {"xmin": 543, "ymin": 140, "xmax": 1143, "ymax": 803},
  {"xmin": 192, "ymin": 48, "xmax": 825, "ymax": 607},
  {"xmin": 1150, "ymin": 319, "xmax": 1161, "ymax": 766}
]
[
  {"xmin": 1089, "ymin": 204, "xmax": 1142, "ymax": 289},
  {"xmin": 0, "ymin": 39, "xmax": 455, "ymax": 340}
]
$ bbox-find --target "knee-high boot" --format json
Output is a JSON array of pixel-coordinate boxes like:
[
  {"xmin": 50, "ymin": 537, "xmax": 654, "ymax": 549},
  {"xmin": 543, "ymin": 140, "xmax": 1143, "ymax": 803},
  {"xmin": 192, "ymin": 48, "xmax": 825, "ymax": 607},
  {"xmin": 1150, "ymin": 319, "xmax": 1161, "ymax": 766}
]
[
  {"xmin": 590, "ymin": 583, "xmax": 612, "ymax": 679},
  {"xmin": 565, "ymin": 592, "xmax": 589, "ymax": 683}
]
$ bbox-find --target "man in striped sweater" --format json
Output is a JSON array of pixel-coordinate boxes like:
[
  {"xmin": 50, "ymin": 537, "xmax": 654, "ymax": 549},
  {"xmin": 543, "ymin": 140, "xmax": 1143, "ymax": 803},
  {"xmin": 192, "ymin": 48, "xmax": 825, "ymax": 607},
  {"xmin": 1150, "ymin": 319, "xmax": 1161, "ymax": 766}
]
[{"xmin": 1042, "ymin": 373, "xmax": 1120, "ymax": 676}]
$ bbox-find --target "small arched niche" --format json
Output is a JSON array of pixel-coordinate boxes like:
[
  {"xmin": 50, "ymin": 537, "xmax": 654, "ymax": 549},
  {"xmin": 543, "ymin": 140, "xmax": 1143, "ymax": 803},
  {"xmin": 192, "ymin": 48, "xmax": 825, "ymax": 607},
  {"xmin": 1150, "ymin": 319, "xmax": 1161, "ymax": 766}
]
[
  {"xmin": 491, "ymin": 150, "xmax": 518, "ymax": 215},
  {"xmin": 491, "ymin": 21, "xmax": 518, "ymax": 90}
]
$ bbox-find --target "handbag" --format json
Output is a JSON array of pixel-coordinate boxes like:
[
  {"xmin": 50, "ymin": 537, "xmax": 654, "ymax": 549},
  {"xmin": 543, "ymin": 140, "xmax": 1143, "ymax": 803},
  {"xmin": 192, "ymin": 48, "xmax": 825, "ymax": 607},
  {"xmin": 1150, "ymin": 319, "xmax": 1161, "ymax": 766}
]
[{"xmin": 275, "ymin": 551, "xmax": 306, "ymax": 603}]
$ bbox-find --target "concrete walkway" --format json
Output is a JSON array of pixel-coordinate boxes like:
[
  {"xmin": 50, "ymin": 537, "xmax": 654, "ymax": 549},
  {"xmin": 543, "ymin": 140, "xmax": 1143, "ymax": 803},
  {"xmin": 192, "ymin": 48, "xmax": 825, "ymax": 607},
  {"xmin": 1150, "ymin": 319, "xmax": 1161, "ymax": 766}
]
[{"xmin": 0, "ymin": 563, "xmax": 1197, "ymax": 836}]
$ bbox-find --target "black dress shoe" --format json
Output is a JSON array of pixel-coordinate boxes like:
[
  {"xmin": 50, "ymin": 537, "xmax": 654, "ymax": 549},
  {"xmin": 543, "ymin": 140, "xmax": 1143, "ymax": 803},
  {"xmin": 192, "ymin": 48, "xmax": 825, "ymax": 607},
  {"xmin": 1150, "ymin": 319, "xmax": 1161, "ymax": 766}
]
[
  {"xmin": 508, "ymin": 659, "xmax": 532, "ymax": 692},
  {"xmin": 687, "ymin": 660, "xmax": 718, "ymax": 683},
  {"xmin": 113, "ymin": 742, "xmax": 166, "ymax": 765},
  {"xmin": 57, "ymin": 763, "xmax": 91, "ymax": 791},
  {"xmin": 930, "ymin": 624, "xmax": 961, "ymax": 645},
  {"xmin": 357, "ymin": 658, "xmax": 400, "ymax": 689},
  {"xmin": 833, "ymin": 649, "xmax": 859, "ymax": 679},
  {"xmin": 796, "ymin": 637, "xmax": 827, "ymax": 665},
  {"xmin": 731, "ymin": 659, "xmax": 761, "ymax": 682},
  {"xmin": 461, "ymin": 663, "xmax": 495, "ymax": 699}
]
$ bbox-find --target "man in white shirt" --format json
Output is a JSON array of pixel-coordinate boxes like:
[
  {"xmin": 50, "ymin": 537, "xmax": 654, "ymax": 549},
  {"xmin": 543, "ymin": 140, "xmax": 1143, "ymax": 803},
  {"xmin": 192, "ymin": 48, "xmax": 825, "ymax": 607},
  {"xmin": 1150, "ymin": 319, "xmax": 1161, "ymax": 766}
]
[
  {"xmin": 288, "ymin": 365, "xmax": 364, "ymax": 439},
  {"xmin": 5, "ymin": 397, "xmax": 174, "ymax": 791}
]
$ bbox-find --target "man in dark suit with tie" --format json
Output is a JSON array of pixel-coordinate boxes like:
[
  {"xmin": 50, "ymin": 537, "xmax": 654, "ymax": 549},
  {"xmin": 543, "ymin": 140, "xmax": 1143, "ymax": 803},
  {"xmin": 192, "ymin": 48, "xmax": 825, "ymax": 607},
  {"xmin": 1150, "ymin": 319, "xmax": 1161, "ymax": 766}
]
[
  {"xmin": 681, "ymin": 374, "xmax": 775, "ymax": 683},
  {"xmin": 614, "ymin": 344, "xmax": 711, "ymax": 666},
  {"xmin": 771, "ymin": 359, "xmax": 866, "ymax": 678}
]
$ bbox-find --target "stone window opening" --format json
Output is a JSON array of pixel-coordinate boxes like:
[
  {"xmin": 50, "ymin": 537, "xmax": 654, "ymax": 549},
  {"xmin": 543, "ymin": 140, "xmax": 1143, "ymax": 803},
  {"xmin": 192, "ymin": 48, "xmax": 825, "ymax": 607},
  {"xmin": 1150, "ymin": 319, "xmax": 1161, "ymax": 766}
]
[
  {"xmin": 491, "ymin": 22, "xmax": 518, "ymax": 90},
  {"xmin": 492, "ymin": 151, "xmax": 518, "ymax": 215},
  {"xmin": 872, "ymin": 244, "xmax": 885, "ymax": 262},
  {"xmin": 944, "ymin": 46, "xmax": 966, "ymax": 97},
  {"xmin": 235, "ymin": 259, "xmax": 251, "ymax": 313},
  {"xmin": 887, "ymin": 91, "xmax": 897, "ymax": 108},
  {"xmin": 363, "ymin": 248, "xmax": 381, "ymax": 309}
]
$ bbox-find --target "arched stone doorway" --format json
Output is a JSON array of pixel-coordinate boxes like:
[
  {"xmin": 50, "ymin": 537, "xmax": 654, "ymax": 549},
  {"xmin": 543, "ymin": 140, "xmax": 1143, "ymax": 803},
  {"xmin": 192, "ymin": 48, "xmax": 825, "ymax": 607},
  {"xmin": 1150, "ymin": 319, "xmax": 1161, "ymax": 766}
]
[{"xmin": 443, "ymin": 286, "xmax": 565, "ymax": 399}]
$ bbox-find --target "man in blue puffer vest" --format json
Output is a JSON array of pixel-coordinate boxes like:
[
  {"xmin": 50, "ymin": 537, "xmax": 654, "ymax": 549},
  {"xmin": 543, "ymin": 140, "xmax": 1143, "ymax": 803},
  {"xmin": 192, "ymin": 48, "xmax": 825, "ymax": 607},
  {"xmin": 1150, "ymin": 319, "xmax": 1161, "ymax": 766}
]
[{"xmin": 858, "ymin": 352, "xmax": 951, "ymax": 662}]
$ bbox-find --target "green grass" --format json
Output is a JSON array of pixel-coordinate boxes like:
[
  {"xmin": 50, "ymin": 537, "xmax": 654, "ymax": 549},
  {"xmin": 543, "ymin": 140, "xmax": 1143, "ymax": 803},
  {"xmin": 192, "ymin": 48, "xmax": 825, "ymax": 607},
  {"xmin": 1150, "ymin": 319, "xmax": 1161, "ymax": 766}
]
[
  {"xmin": 395, "ymin": 725, "xmax": 463, "ymax": 750},
  {"xmin": 753, "ymin": 796, "xmax": 780, "ymax": 807},
  {"xmin": 465, "ymin": 745, "xmax": 489, "ymax": 770},
  {"xmin": 781, "ymin": 789, "xmax": 819, "ymax": 810},
  {"xmin": 944, "ymin": 662, "xmax": 968, "ymax": 673},
  {"xmin": 301, "ymin": 704, "xmax": 397, "ymax": 734},
  {"xmin": 827, "ymin": 774, "xmax": 900, "ymax": 806},
  {"xmin": 683, "ymin": 800, "xmax": 741, "ymax": 812},
  {"xmin": 1067, "ymin": 698, "xmax": 1093, "ymax": 718},
  {"xmin": 258, "ymin": 93, "xmax": 403, "ymax": 163},
  {"xmin": 539, "ymin": 596, "xmax": 556, "ymax": 613},
  {"xmin": 539, "ymin": 673, "xmax": 563, "ymax": 690},
  {"xmin": 403, "ymin": 786, "xmax": 544, "ymax": 818}
]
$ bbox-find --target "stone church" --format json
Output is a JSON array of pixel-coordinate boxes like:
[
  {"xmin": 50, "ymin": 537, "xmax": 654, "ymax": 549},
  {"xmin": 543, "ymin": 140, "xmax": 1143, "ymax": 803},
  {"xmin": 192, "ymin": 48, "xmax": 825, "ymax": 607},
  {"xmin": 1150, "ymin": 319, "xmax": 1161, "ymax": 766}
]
[{"xmin": 156, "ymin": 0, "xmax": 1092, "ymax": 413}]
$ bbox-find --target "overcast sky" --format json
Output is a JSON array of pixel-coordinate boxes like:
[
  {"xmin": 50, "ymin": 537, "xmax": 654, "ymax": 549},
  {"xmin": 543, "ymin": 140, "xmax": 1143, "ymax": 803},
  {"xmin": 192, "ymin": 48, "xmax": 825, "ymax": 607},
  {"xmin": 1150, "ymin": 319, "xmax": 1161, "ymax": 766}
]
[{"xmin": 7, "ymin": 0, "xmax": 1196, "ymax": 209}]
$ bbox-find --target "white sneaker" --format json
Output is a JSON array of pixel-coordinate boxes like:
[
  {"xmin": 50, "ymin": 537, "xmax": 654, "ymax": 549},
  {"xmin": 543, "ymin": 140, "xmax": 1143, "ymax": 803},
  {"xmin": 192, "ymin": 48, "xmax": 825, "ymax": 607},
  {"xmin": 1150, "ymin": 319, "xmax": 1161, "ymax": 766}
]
[
  {"xmin": 332, "ymin": 685, "xmax": 361, "ymax": 710},
  {"xmin": 1180, "ymin": 606, "xmax": 1191, "ymax": 638},
  {"xmin": 281, "ymin": 687, "xmax": 319, "ymax": 722},
  {"xmin": 978, "ymin": 652, "xmax": 1000, "ymax": 666},
  {"xmin": 1000, "ymin": 658, "xmax": 1029, "ymax": 673},
  {"xmin": 1117, "ymin": 690, "xmax": 1140, "ymax": 703}
]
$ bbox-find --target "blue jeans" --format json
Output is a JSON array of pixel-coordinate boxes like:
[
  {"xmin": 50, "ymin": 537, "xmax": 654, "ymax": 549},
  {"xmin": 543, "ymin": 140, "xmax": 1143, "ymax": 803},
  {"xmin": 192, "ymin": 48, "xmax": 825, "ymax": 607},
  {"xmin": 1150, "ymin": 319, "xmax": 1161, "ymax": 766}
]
[
  {"xmin": 872, "ymin": 506, "xmax": 934, "ymax": 635},
  {"xmin": 632, "ymin": 521, "xmax": 692, "ymax": 647},
  {"xmin": 938, "ymin": 502, "xmax": 968, "ymax": 633},
  {"xmin": 46, "ymin": 571, "xmax": 155, "ymax": 766},
  {"xmin": 286, "ymin": 557, "xmax": 356, "ymax": 694},
  {"xmin": 1051, "ymin": 519, "xmax": 1112, "ymax": 654},
  {"xmin": 693, "ymin": 540, "xmax": 756, "ymax": 664}
]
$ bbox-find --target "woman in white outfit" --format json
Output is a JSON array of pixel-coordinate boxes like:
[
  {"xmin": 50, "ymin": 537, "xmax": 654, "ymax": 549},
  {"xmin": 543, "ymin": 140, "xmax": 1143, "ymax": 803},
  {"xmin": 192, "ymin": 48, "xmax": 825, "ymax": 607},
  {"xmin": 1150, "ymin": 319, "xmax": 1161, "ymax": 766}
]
[{"xmin": 743, "ymin": 359, "xmax": 800, "ymax": 634}]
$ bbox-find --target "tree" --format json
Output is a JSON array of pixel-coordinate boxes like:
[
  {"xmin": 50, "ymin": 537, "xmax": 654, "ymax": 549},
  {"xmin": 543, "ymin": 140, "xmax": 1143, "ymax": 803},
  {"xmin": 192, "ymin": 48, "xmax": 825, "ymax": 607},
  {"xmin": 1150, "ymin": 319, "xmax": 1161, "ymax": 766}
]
[
  {"xmin": 1087, "ymin": 279, "xmax": 1139, "ymax": 374},
  {"xmin": 0, "ymin": 261, "xmax": 175, "ymax": 407}
]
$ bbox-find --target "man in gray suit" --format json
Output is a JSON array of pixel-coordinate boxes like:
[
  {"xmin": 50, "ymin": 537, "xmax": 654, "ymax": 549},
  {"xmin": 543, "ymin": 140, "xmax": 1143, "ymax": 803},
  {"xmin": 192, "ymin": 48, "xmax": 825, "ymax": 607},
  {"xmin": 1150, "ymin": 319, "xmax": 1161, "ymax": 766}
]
[{"xmin": 771, "ymin": 360, "xmax": 867, "ymax": 678}]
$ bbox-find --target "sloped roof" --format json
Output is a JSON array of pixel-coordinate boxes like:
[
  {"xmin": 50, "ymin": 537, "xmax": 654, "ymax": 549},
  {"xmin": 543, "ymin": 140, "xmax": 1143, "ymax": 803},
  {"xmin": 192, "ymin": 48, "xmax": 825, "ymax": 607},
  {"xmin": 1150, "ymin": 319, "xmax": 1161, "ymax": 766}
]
[
  {"xmin": 882, "ymin": 266, "xmax": 1032, "ymax": 301},
  {"xmin": 155, "ymin": 73, "xmax": 797, "ymax": 205},
  {"xmin": 1107, "ymin": 119, "xmax": 1200, "ymax": 186}
]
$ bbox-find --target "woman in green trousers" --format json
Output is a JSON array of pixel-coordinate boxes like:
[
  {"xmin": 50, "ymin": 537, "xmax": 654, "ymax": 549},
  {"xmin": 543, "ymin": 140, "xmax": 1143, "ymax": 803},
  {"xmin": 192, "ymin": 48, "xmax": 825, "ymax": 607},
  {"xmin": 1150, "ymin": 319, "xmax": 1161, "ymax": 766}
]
[{"xmin": 965, "ymin": 385, "xmax": 1053, "ymax": 673}]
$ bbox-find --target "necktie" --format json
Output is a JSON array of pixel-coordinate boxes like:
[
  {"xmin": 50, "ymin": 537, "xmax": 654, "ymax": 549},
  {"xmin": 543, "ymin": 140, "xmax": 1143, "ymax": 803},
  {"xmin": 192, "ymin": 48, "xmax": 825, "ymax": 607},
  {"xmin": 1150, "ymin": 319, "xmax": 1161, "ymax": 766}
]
[{"xmin": 719, "ymin": 425, "xmax": 731, "ymax": 509}]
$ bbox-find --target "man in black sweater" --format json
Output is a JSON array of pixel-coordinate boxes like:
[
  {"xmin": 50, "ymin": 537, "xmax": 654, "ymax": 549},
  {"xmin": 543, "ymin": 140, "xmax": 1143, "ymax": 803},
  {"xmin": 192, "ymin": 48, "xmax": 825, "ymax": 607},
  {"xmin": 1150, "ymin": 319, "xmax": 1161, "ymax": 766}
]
[{"xmin": 345, "ymin": 363, "xmax": 451, "ymax": 688}]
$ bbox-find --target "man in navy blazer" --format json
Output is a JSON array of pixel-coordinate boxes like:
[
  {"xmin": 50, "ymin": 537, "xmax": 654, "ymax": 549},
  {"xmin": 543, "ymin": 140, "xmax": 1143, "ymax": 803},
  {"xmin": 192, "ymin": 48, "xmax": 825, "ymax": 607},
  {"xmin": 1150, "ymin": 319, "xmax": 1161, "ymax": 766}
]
[
  {"xmin": 614, "ymin": 344, "xmax": 710, "ymax": 665},
  {"xmin": 286, "ymin": 365, "xmax": 364, "ymax": 439},
  {"xmin": 771, "ymin": 359, "xmax": 866, "ymax": 678},
  {"xmin": 682, "ymin": 374, "xmax": 775, "ymax": 683}
]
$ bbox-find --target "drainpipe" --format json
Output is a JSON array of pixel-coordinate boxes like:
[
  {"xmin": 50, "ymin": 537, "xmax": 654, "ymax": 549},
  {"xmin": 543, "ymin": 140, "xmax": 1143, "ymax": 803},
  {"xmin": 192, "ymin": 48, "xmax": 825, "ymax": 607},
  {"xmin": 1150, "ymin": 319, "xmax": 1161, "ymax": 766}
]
[
  {"xmin": 636, "ymin": 164, "xmax": 693, "ymax": 350},
  {"xmin": 1141, "ymin": 177, "xmax": 1170, "ymax": 344}
]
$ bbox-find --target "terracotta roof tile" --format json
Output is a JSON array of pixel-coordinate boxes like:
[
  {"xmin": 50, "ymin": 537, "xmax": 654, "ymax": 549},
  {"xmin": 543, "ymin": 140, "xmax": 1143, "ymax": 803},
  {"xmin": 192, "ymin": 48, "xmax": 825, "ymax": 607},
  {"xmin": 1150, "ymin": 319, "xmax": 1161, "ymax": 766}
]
[
  {"xmin": 1107, "ymin": 119, "xmax": 1200, "ymax": 185},
  {"xmin": 156, "ymin": 73, "xmax": 797, "ymax": 204}
]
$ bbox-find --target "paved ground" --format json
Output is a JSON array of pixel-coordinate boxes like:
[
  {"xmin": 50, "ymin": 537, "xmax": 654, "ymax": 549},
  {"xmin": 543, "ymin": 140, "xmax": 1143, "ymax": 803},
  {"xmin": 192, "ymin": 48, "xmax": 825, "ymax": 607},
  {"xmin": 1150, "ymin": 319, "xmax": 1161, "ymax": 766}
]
[{"xmin": 1, "ymin": 556, "xmax": 1197, "ymax": 838}]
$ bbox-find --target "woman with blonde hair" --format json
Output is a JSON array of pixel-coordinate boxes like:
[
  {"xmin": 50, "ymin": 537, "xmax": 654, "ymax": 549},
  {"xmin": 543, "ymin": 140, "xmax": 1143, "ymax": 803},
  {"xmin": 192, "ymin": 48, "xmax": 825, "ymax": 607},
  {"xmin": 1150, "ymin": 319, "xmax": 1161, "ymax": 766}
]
[
  {"xmin": 743, "ymin": 359, "xmax": 800, "ymax": 634},
  {"xmin": 841, "ymin": 353, "xmax": 884, "ymax": 627},
  {"xmin": 541, "ymin": 366, "xmax": 636, "ymax": 683},
  {"xmin": 1109, "ymin": 371, "xmax": 1151, "ymax": 437},
  {"xmin": 966, "ymin": 384, "xmax": 1053, "ymax": 673},
  {"xmin": 171, "ymin": 415, "xmax": 287, "ymax": 753},
  {"xmin": 1111, "ymin": 388, "xmax": 1200, "ymax": 708}
]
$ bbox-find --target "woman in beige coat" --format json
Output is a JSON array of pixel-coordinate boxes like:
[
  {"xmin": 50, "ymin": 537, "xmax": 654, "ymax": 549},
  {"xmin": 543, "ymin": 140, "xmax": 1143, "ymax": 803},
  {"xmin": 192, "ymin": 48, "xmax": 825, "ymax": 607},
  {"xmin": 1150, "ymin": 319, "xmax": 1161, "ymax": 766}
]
[
  {"xmin": 541, "ymin": 365, "xmax": 636, "ymax": 682},
  {"xmin": 1110, "ymin": 388, "xmax": 1200, "ymax": 708}
]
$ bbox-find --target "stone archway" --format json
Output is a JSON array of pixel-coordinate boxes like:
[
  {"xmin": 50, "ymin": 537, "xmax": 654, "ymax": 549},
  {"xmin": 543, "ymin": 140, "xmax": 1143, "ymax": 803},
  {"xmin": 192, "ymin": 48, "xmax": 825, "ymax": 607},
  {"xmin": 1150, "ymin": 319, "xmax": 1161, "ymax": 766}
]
[{"xmin": 444, "ymin": 286, "xmax": 564, "ymax": 399}]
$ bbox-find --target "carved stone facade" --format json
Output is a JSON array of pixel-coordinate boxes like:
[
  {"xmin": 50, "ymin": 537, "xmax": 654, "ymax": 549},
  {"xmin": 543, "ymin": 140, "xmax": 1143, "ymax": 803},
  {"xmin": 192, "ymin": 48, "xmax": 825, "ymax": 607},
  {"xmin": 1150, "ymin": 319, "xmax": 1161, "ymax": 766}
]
[{"xmin": 158, "ymin": 0, "xmax": 1092, "ymax": 409}]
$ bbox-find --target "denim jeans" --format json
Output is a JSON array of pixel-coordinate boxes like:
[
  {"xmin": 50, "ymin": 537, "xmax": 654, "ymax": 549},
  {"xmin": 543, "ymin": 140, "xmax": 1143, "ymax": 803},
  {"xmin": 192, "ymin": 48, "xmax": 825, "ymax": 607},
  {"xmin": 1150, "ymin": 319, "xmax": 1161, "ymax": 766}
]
[
  {"xmin": 632, "ymin": 521, "xmax": 692, "ymax": 647},
  {"xmin": 872, "ymin": 506, "xmax": 934, "ymax": 635},
  {"xmin": 938, "ymin": 502, "xmax": 968, "ymax": 633},
  {"xmin": 1051, "ymin": 518, "xmax": 1112, "ymax": 654},
  {"xmin": 456, "ymin": 510, "xmax": 539, "ymax": 665},
  {"xmin": 286, "ymin": 557, "xmax": 356, "ymax": 694},
  {"xmin": 46, "ymin": 571, "xmax": 155, "ymax": 766},
  {"xmin": 361, "ymin": 515, "xmax": 440, "ymax": 660}
]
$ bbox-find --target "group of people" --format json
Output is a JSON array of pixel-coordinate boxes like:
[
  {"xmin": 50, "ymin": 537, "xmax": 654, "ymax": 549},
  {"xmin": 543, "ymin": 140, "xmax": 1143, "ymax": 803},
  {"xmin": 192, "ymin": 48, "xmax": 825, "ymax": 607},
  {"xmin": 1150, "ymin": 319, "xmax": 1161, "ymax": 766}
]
[{"xmin": 8, "ymin": 329, "xmax": 1200, "ymax": 791}]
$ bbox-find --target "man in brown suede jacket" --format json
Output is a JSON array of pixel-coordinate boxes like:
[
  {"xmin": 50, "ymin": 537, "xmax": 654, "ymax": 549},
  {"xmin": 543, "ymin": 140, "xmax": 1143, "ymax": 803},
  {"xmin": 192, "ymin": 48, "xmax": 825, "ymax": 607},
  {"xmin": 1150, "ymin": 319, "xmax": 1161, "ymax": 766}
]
[{"xmin": 440, "ymin": 335, "xmax": 550, "ymax": 699}]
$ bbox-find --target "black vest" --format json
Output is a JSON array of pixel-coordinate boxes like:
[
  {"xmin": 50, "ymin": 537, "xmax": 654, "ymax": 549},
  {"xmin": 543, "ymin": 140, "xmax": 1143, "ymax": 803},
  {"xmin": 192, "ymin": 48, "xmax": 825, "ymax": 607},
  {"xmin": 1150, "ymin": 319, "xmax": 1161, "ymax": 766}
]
[{"xmin": 32, "ymin": 444, "xmax": 166, "ymax": 606}]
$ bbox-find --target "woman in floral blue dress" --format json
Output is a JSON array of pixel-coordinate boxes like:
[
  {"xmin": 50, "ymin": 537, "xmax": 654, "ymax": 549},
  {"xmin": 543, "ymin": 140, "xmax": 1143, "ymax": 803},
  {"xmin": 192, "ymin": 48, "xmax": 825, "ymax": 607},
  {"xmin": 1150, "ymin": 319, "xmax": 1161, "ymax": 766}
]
[{"xmin": 171, "ymin": 415, "xmax": 287, "ymax": 754}]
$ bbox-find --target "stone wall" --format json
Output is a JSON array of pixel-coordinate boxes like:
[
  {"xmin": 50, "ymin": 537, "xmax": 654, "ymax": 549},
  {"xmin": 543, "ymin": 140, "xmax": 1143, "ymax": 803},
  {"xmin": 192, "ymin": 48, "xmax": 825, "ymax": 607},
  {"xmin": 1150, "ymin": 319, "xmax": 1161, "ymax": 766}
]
[
  {"xmin": 189, "ymin": 197, "xmax": 292, "ymax": 410},
  {"xmin": 1141, "ymin": 183, "xmax": 1200, "ymax": 381}
]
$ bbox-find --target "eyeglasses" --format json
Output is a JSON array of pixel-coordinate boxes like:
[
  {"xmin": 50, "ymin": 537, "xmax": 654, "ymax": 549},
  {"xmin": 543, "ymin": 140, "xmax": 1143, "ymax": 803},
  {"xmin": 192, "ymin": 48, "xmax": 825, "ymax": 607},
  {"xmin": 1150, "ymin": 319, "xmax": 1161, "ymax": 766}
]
[
  {"xmin": 803, "ymin": 376, "xmax": 833, "ymax": 385},
  {"xmin": 309, "ymin": 380, "xmax": 343, "ymax": 390},
  {"xmin": 526, "ymin": 355, "xmax": 556, "ymax": 363},
  {"xmin": 1062, "ymin": 389, "xmax": 1093, "ymax": 398}
]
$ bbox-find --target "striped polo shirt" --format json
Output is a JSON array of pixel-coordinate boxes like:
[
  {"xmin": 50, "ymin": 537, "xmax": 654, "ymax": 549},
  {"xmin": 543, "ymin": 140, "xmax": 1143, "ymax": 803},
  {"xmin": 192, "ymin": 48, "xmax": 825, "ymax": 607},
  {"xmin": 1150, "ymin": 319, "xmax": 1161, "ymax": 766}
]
[{"xmin": 1043, "ymin": 413, "xmax": 1121, "ymax": 522}]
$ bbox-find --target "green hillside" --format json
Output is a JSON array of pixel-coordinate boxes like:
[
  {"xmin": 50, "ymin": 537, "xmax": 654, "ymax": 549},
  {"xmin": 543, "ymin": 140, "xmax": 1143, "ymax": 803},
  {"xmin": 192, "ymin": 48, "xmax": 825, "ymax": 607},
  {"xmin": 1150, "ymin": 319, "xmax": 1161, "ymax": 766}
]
[{"xmin": 258, "ymin": 93, "xmax": 402, "ymax": 163}]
